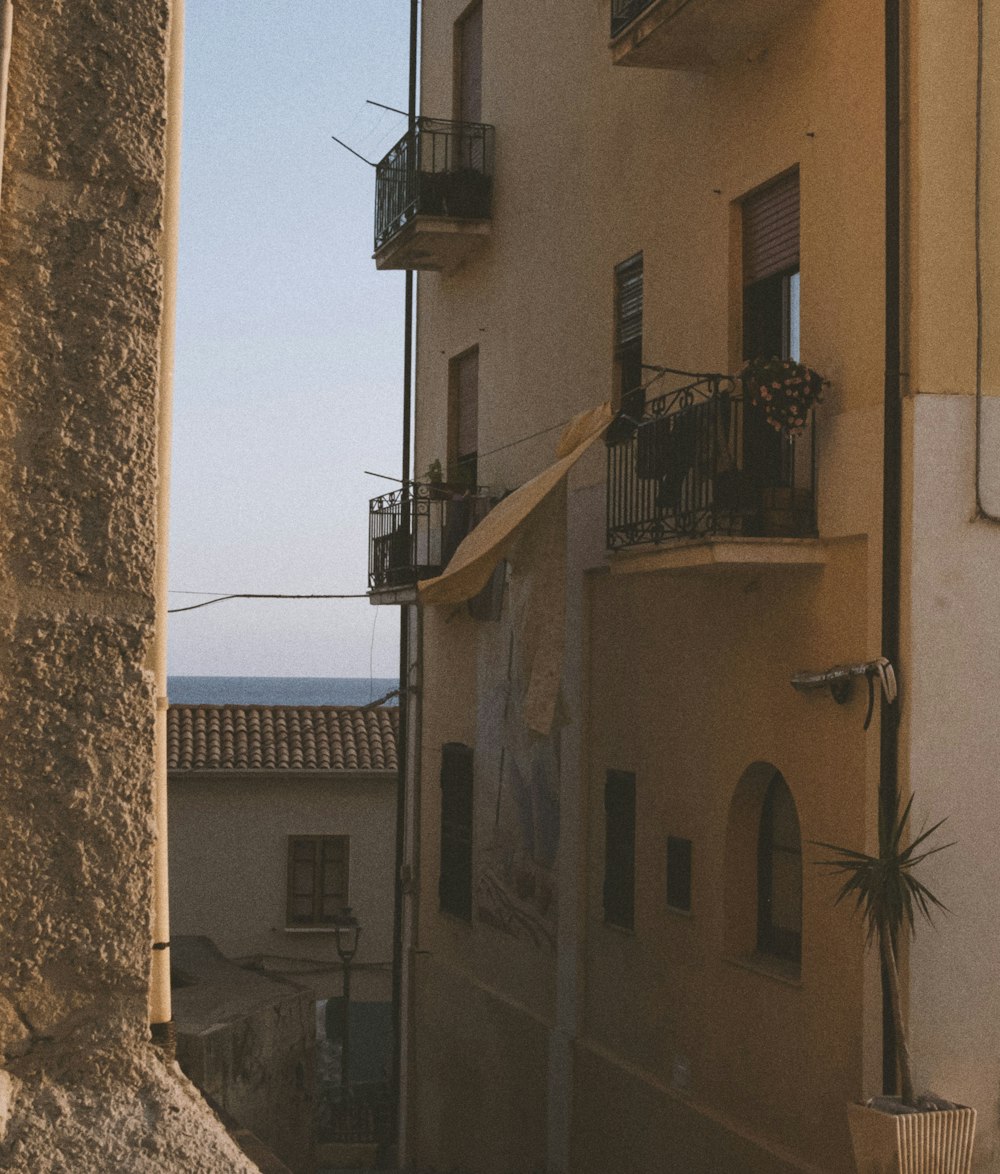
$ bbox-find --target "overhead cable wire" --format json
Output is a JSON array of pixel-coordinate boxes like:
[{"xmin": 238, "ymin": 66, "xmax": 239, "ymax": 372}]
[{"xmin": 168, "ymin": 592, "xmax": 368, "ymax": 614}]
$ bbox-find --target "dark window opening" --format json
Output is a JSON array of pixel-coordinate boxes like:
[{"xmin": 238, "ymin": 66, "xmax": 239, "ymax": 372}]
[
  {"xmin": 286, "ymin": 835, "xmax": 349, "ymax": 927},
  {"xmin": 440, "ymin": 742, "xmax": 474, "ymax": 921},
  {"xmin": 666, "ymin": 836, "xmax": 692, "ymax": 912},
  {"xmin": 449, "ymin": 346, "xmax": 479, "ymax": 488},
  {"xmin": 604, "ymin": 770, "xmax": 636, "ymax": 929},
  {"xmin": 756, "ymin": 774, "xmax": 802, "ymax": 964}
]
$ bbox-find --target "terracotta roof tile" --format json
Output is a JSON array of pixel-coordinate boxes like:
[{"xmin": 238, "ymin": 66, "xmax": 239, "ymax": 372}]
[{"xmin": 167, "ymin": 705, "xmax": 399, "ymax": 773}]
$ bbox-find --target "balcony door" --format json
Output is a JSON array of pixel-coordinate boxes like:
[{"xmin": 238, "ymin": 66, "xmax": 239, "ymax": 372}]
[
  {"xmin": 742, "ymin": 170, "xmax": 800, "ymax": 526},
  {"xmin": 455, "ymin": 2, "xmax": 483, "ymax": 171}
]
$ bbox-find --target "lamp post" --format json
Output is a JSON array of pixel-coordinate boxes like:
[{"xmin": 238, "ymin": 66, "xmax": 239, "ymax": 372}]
[{"xmin": 333, "ymin": 907, "xmax": 361, "ymax": 1099}]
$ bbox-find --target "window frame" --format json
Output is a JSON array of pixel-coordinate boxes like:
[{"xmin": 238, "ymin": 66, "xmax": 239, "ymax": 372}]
[
  {"xmin": 439, "ymin": 742, "xmax": 474, "ymax": 922},
  {"xmin": 666, "ymin": 835, "xmax": 693, "ymax": 913},
  {"xmin": 756, "ymin": 775, "xmax": 802, "ymax": 964},
  {"xmin": 285, "ymin": 834, "xmax": 350, "ymax": 929}
]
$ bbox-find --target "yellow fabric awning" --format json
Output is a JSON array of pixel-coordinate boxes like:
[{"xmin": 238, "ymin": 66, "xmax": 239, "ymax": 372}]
[{"xmin": 418, "ymin": 401, "xmax": 613, "ymax": 606}]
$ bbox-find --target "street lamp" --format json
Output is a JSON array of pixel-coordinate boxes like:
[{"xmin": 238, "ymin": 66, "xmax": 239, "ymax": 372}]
[{"xmin": 333, "ymin": 907, "xmax": 361, "ymax": 1099}]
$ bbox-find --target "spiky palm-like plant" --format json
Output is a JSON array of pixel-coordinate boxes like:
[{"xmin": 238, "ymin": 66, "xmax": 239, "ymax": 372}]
[{"xmin": 814, "ymin": 795, "xmax": 953, "ymax": 1107}]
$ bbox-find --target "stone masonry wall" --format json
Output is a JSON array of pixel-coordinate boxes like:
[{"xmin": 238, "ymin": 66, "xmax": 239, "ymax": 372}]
[{"xmin": 0, "ymin": 4, "xmax": 255, "ymax": 1169}]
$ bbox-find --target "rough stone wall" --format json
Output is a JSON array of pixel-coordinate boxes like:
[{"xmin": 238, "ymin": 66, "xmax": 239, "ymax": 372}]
[{"xmin": 0, "ymin": 4, "xmax": 255, "ymax": 1169}]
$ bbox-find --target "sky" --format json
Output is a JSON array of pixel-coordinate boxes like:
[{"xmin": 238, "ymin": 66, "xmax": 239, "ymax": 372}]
[{"xmin": 168, "ymin": 2, "xmax": 412, "ymax": 677}]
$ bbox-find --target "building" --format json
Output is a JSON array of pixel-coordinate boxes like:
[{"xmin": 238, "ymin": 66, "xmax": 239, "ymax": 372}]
[
  {"xmin": 168, "ymin": 704, "xmax": 399, "ymax": 1094},
  {"xmin": 0, "ymin": 2, "xmax": 257, "ymax": 1169},
  {"xmin": 367, "ymin": 2, "xmax": 1000, "ymax": 1172}
]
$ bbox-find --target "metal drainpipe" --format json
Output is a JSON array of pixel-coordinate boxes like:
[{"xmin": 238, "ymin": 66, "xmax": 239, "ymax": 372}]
[
  {"xmin": 880, "ymin": 0, "xmax": 903, "ymax": 1095},
  {"xmin": 391, "ymin": 0, "xmax": 419, "ymax": 1148},
  {"xmin": 149, "ymin": 0, "xmax": 185, "ymax": 1055},
  {"xmin": 0, "ymin": 2, "xmax": 14, "ymax": 214}
]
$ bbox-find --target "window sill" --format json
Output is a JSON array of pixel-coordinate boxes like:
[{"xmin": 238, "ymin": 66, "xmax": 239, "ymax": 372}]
[
  {"xmin": 282, "ymin": 927, "xmax": 341, "ymax": 935},
  {"xmin": 666, "ymin": 904, "xmax": 693, "ymax": 919},
  {"xmin": 723, "ymin": 951, "xmax": 801, "ymax": 987}
]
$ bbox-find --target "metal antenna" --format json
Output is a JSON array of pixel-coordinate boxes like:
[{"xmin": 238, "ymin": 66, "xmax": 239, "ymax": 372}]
[
  {"xmin": 366, "ymin": 99, "xmax": 409, "ymax": 118},
  {"xmin": 329, "ymin": 134, "xmax": 376, "ymax": 167}
]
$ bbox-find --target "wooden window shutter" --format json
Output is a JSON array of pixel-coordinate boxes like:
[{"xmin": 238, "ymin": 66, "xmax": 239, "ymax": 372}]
[
  {"xmin": 440, "ymin": 742, "xmax": 474, "ymax": 920},
  {"xmin": 615, "ymin": 253, "xmax": 643, "ymax": 350},
  {"xmin": 456, "ymin": 348, "xmax": 479, "ymax": 464},
  {"xmin": 743, "ymin": 171, "xmax": 800, "ymax": 286},
  {"xmin": 603, "ymin": 770, "xmax": 636, "ymax": 929},
  {"xmin": 458, "ymin": 2, "xmax": 483, "ymax": 124}
]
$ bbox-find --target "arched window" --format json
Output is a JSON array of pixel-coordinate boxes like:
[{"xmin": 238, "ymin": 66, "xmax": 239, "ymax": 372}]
[{"xmin": 756, "ymin": 774, "xmax": 802, "ymax": 963}]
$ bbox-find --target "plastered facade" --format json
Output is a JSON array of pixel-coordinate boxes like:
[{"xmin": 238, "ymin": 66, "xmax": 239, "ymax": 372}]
[
  {"xmin": 399, "ymin": 0, "xmax": 1000, "ymax": 1172},
  {"xmin": 0, "ymin": 4, "xmax": 253, "ymax": 1169}
]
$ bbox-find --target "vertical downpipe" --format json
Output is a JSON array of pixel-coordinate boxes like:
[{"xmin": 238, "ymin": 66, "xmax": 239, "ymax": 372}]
[
  {"xmin": 881, "ymin": 0, "xmax": 903, "ymax": 1095},
  {"xmin": 149, "ymin": 0, "xmax": 184, "ymax": 1052},
  {"xmin": 392, "ymin": 0, "xmax": 419, "ymax": 1151}
]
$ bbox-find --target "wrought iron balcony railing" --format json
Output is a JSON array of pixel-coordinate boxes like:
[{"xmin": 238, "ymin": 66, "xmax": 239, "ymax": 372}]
[
  {"xmin": 611, "ymin": 0, "xmax": 655, "ymax": 37},
  {"xmin": 606, "ymin": 373, "xmax": 817, "ymax": 551},
  {"xmin": 374, "ymin": 118, "xmax": 495, "ymax": 254},
  {"xmin": 369, "ymin": 483, "xmax": 495, "ymax": 593}
]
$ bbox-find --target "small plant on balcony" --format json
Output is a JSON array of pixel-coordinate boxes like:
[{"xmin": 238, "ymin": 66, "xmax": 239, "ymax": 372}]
[{"xmin": 742, "ymin": 356, "xmax": 827, "ymax": 437}]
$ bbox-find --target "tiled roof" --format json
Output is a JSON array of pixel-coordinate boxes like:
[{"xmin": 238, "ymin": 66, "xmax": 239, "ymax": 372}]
[{"xmin": 167, "ymin": 705, "xmax": 399, "ymax": 773}]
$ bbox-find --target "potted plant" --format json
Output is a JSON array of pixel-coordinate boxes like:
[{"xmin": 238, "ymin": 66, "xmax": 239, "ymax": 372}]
[
  {"xmin": 742, "ymin": 356, "xmax": 827, "ymax": 437},
  {"xmin": 814, "ymin": 795, "xmax": 976, "ymax": 1173}
]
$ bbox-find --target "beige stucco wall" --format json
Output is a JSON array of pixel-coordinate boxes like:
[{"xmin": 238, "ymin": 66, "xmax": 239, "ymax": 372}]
[
  {"xmin": 900, "ymin": 5, "xmax": 1000, "ymax": 1171},
  {"xmin": 405, "ymin": 0, "xmax": 1000, "ymax": 1170},
  {"xmin": 0, "ymin": 3, "xmax": 253, "ymax": 1169},
  {"xmin": 409, "ymin": 2, "xmax": 889, "ymax": 1172},
  {"xmin": 169, "ymin": 770, "xmax": 397, "ymax": 1003}
]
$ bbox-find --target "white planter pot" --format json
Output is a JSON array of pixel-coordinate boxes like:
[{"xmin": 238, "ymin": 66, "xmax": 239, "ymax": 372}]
[{"xmin": 847, "ymin": 1101, "xmax": 976, "ymax": 1174}]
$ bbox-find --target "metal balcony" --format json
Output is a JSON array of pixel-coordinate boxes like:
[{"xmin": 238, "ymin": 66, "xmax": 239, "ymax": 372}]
[
  {"xmin": 368, "ymin": 484, "xmax": 496, "ymax": 604},
  {"xmin": 373, "ymin": 118, "xmax": 495, "ymax": 272},
  {"xmin": 606, "ymin": 373, "xmax": 816, "ymax": 553},
  {"xmin": 610, "ymin": 0, "xmax": 815, "ymax": 71}
]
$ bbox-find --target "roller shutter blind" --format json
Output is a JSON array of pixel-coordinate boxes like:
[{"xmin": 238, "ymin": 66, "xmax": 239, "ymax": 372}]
[
  {"xmin": 743, "ymin": 171, "xmax": 800, "ymax": 286},
  {"xmin": 615, "ymin": 253, "xmax": 643, "ymax": 349},
  {"xmin": 456, "ymin": 348, "xmax": 478, "ymax": 466}
]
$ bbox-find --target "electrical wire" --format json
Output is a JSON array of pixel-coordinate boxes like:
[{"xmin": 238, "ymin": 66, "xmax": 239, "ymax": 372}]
[
  {"xmin": 168, "ymin": 592, "xmax": 369, "ymax": 614},
  {"xmin": 974, "ymin": 0, "xmax": 1000, "ymax": 523}
]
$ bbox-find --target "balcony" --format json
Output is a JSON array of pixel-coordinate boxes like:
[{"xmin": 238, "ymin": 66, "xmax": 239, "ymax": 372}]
[
  {"xmin": 606, "ymin": 373, "xmax": 819, "ymax": 572},
  {"xmin": 373, "ymin": 118, "xmax": 495, "ymax": 272},
  {"xmin": 368, "ymin": 484, "xmax": 496, "ymax": 604},
  {"xmin": 610, "ymin": 0, "xmax": 814, "ymax": 71}
]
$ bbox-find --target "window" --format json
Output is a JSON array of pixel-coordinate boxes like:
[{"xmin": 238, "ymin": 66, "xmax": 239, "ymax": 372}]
[
  {"xmin": 666, "ymin": 835, "xmax": 693, "ymax": 912},
  {"xmin": 614, "ymin": 253, "xmax": 644, "ymax": 419},
  {"xmin": 603, "ymin": 770, "xmax": 636, "ymax": 929},
  {"xmin": 449, "ymin": 346, "xmax": 479, "ymax": 487},
  {"xmin": 756, "ymin": 774, "xmax": 802, "ymax": 963},
  {"xmin": 440, "ymin": 742, "xmax": 474, "ymax": 920},
  {"xmin": 286, "ymin": 835, "xmax": 348, "ymax": 927}
]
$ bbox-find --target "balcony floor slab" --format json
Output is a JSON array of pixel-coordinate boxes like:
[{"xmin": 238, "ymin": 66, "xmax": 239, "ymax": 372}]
[
  {"xmin": 374, "ymin": 216, "xmax": 491, "ymax": 272},
  {"xmin": 368, "ymin": 584, "xmax": 418, "ymax": 606},
  {"xmin": 607, "ymin": 536, "xmax": 827, "ymax": 576},
  {"xmin": 611, "ymin": 0, "xmax": 815, "ymax": 71}
]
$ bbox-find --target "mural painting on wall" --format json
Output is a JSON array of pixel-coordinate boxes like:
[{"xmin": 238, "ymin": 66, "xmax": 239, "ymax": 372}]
[{"xmin": 474, "ymin": 490, "xmax": 565, "ymax": 949}]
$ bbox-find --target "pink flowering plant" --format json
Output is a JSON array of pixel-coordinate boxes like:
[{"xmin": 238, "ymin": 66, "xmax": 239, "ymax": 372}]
[{"xmin": 741, "ymin": 356, "xmax": 828, "ymax": 437}]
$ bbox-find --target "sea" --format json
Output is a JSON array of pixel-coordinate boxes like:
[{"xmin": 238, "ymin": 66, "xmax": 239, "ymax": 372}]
[{"xmin": 167, "ymin": 676, "xmax": 399, "ymax": 707}]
